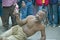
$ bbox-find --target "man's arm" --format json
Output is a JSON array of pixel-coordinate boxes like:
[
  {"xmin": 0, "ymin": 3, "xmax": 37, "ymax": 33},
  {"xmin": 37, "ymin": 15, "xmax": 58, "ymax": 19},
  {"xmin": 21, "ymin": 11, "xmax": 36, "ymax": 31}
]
[
  {"xmin": 13, "ymin": 4, "xmax": 27, "ymax": 26},
  {"xmin": 40, "ymin": 26, "xmax": 46, "ymax": 40},
  {"xmin": 15, "ymin": 15, "xmax": 27, "ymax": 26}
]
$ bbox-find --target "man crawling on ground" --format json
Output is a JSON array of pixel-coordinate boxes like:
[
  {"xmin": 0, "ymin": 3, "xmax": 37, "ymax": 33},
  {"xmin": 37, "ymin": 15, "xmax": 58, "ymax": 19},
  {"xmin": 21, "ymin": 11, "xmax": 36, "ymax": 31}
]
[{"xmin": 0, "ymin": 9, "xmax": 46, "ymax": 40}]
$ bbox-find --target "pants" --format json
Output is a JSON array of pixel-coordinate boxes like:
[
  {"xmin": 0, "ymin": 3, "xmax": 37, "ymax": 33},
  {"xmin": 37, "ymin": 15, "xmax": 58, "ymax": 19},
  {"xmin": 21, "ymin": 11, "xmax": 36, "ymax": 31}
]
[
  {"xmin": 38, "ymin": 4, "xmax": 49, "ymax": 18},
  {"xmin": 20, "ymin": 7, "xmax": 27, "ymax": 19},
  {"xmin": 27, "ymin": 1, "xmax": 33, "ymax": 16},
  {"xmin": 48, "ymin": 4, "xmax": 58, "ymax": 25},
  {"xmin": 1, "ymin": 25, "xmax": 27, "ymax": 40},
  {"xmin": 27, "ymin": 5, "xmax": 33, "ymax": 16},
  {"xmin": 0, "ymin": 3, "xmax": 2, "ymax": 16},
  {"xmin": 58, "ymin": 6, "xmax": 60, "ymax": 24},
  {"xmin": 1, "ymin": 5, "xmax": 17, "ymax": 30}
]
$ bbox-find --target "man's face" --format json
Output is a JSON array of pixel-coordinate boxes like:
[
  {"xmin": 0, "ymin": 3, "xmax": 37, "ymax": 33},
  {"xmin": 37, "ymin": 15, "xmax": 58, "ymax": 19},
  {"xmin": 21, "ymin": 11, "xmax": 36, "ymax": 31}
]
[{"xmin": 36, "ymin": 11, "xmax": 45, "ymax": 21}]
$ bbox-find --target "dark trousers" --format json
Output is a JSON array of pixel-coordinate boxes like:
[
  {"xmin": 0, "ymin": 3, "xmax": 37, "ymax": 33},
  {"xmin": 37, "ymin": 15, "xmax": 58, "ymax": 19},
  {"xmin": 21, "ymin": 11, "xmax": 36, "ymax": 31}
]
[
  {"xmin": 58, "ymin": 6, "xmax": 60, "ymax": 25},
  {"xmin": 0, "ymin": 3, "xmax": 2, "ymax": 16},
  {"xmin": 48, "ymin": 4, "xmax": 58, "ymax": 25},
  {"xmin": 1, "ymin": 5, "xmax": 17, "ymax": 30}
]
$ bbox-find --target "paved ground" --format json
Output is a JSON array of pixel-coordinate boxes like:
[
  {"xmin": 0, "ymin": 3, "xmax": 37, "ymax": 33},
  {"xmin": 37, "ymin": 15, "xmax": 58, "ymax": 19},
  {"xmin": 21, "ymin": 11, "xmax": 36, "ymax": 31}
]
[{"xmin": 0, "ymin": 17, "xmax": 60, "ymax": 40}]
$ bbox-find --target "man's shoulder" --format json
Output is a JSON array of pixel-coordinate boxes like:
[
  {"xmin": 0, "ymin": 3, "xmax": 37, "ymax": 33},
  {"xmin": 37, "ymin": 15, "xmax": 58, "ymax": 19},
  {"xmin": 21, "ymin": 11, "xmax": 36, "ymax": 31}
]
[{"xmin": 27, "ymin": 15, "xmax": 35, "ymax": 19}]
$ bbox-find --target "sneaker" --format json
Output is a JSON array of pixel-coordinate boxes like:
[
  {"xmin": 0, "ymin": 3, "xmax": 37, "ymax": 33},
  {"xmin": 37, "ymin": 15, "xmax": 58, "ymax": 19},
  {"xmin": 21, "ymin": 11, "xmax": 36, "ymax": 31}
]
[
  {"xmin": 2, "ymin": 27, "xmax": 9, "ymax": 32},
  {"xmin": 53, "ymin": 24, "xmax": 57, "ymax": 27},
  {"xmin": 58, "ymin": 26, "xmax": 60, "ymax": 27}
]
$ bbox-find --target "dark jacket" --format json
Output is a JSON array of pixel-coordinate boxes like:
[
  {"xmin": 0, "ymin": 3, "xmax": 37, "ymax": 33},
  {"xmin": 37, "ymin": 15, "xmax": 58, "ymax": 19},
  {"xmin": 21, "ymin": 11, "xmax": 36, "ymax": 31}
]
[{"xmin": 49, "ymin": 0, "xmax": 58, "ymax": 4}]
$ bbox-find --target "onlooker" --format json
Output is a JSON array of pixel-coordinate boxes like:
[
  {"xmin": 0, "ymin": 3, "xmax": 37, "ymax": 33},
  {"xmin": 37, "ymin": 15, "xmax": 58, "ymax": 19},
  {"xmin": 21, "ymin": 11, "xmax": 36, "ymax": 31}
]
[
  {"xmin": 2, "ymin": 0, "xmax": 18, "ymax": 31},
  {"xmin": 0, "ymin": 0, "xmax": 2, "ymax": 16},
  {"xmin": 36, "ymin": 0, "xmax": 49, "ymax": 11},
  {"xmin": 58, "ymin": 0, "xmax": 60, "ymax": 27},
  {"xmin": 48, "ymin": 0, "xmax": 58, "ymax": 27},
  {"xmin": 26, "ymin": 0, "xmax": 34, "ymax": 16},
  {"xmin": 20, "ymin": 1, "xmax": 27, "ymax": 19}
]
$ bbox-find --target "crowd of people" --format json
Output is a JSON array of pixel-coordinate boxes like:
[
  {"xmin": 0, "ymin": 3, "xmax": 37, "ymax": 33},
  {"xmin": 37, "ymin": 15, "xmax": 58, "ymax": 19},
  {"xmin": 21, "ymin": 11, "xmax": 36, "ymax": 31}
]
[
  {"xmin": 17, "ymin": 0, "xmax": 60, "ymax": 27},
  {"xmin": 0, "ymin": 0, "xmax": 60, "ymax": 31},
  {"xmin": 0, "ymin": 0, "xmax": 60, "ymax": 40}
]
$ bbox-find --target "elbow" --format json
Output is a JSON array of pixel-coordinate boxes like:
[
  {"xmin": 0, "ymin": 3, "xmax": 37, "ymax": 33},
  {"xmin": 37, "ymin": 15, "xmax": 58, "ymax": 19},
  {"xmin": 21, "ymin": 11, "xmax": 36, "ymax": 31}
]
[
  {"xmin": 16, "ymin": 22, "xmax": 23, "ymax": 26},
  {"xmin": 41, "ymin": 35, "xmax": 46, "ymax": 40}
]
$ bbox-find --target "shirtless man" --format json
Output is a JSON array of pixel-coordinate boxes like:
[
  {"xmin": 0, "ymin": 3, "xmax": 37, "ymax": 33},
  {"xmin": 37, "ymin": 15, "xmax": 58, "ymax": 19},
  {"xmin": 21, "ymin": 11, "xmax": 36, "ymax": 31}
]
[{"xmin": 0, "ymin": 9, "xmax": 46, "ymax": 40}]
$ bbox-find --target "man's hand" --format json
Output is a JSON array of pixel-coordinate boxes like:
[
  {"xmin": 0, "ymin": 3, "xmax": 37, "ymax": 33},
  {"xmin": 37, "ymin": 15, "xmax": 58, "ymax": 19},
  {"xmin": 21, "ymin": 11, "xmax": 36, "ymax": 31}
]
[
  {"xmin": 13, "ymin": 7, "xmax": 20, "ymax": 17},
  {"xmin": 13, "ymin": 3, "xmax": 20, "ymax": 17}
]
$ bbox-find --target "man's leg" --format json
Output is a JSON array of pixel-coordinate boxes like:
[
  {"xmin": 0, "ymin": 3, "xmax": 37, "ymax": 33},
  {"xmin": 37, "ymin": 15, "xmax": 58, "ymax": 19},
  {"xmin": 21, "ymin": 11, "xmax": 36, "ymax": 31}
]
[
  {"xmin": 38, "ymin": 6, "xmax": 43, "ymax": 11},
  {"xmin": 52, "ymin": 4, "xmax": 58, "ymax": 27},
  {"xmin": 21, "ymin": 7, "xmax": 27, "ymax": 19},
  {"xmin": 0, "ymin": 26, "xmax": 17, "ymax": 40},
  {"xmin": 0, "ymin": 25, "xmax": 27, "ymax": 40},
  {"xmin": 48, "ymin": 4, "xmax": 53, "ymax": 26},
  {"xmin": 58, "ymin": 6, "xmax": 60, "ymax": 25},
  {"xmin": 9, "ymin": 5, "xmax": 17, "ymax": 26},
  {"xmin": 0, "ymin": 2, "xmax": 2, "ymax": 16},
  {"xmin": 1, "ymin": 7, "xmax": 9, "ymax": 31},
  {"xmin": 27, "ymin": 5, "xmax": 33, "ymax": 16}
]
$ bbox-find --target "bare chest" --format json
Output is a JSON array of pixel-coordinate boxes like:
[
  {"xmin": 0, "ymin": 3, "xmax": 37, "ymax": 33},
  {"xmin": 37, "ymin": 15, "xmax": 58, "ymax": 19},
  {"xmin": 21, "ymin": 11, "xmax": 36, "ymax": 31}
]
[
  {"xmin": 23, "ymin": 23, "xmax": 42, "ymax": 37},
  {"xmin": 27, "ymin": 18, "xmax": 38, "ymax": 28}
]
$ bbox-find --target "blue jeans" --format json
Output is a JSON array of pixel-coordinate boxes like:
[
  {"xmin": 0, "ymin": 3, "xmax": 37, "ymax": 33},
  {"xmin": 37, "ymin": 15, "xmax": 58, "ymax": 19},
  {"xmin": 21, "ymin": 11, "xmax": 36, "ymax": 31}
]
[
  {"xmin": 38, "ymin": 5, "xmax": 48, "ymax": 11},
  {"xmin": 27, "ymin": 1, "xmax": 33, "ymax": 16},
  {"xmin": 48, "ymin": 5, "xmax": 53, "ymax": 25},
  {"xmin": 0, "ymin": 3, "xmax": 2, "ymax": 16},
  {"xmin": 27, "ymin": 5, "xmax": 33, "ymax": 16},
  {"xmin": 58, "ymin": 6, "xmax": 60, "ymax": 24},
  {"xmin": 20, "ymin": 7, "xmax": 27, "ymax": 19},
  {"xmin": 48, "ymin": 4, "xmax": 58, "ymax": 25},
  {"xmin": 52, "ymin": 4, "xmax": 58, "ymax": 25},
  {"xmin": 38, "ymin": 6, "xmax": 43, "ymax": 10}
]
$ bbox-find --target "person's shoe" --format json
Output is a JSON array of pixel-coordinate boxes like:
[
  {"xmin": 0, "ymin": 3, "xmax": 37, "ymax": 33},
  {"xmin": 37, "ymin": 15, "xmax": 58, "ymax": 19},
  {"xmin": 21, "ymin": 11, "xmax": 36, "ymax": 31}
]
[
  {"xmin": 58, "ymin": 25, "xmax": 60, "ymax": 27},
  {"xmin": 2, "ymin": 27, "xmax": 9, "ymax": 32},
  {"xmin": 53, "ymin": 24, "xmax": 57, "ymax": 27},
  {"xmin": 48, "ymin": 23, "xmax": 53, "ymax": 27}
]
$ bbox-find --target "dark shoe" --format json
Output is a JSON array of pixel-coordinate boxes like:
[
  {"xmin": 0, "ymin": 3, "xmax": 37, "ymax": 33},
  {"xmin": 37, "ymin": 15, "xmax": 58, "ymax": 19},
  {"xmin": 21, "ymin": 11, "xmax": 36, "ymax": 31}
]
[
  {"xmin": 53, "ymin": 24, "xmax": 57, "ymax": 27},
  {"xmin": 2, "ymin": 27, "xmax": 9, "ymax": 32}
]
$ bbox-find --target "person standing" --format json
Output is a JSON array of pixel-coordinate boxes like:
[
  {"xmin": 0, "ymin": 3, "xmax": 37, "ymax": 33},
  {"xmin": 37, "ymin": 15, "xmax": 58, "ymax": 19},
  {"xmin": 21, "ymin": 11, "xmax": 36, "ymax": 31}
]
[
  {"xmin": 26, "ymin": 0, "xmax": 34, "ymax": 16},
  {"xmin": 48, "ymin": 0, "xmax": 58, "ymax": 27},
  {"xmin": 58, "ymin": 0, "xmax": 60, "ymax": 27},
  {"xmin": 0, "ymin": 0, "xmax": 2, "ymax": 16},
  {"xmin": 36, "ymin": 0, "xmax": 49, "ymax": 11},
  {"xmin": 20, "ymin": 1, "xmax": 27, "ymax": 19},
  {"xmin": 2, "ymin": 0, "xmax": 18, "ymax": 31}
]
